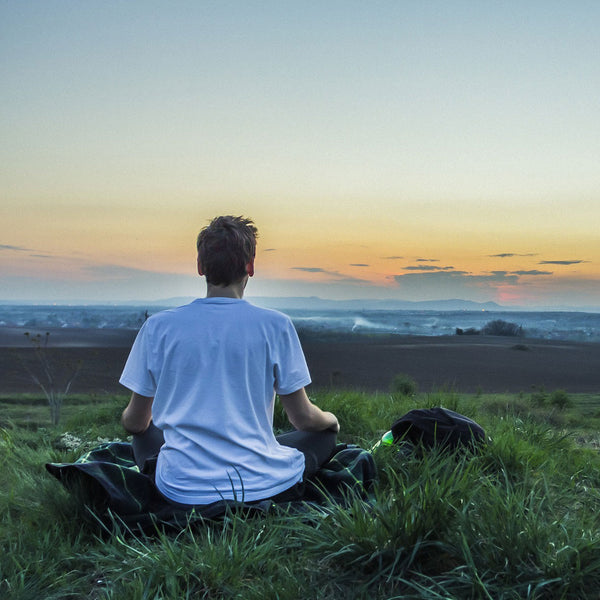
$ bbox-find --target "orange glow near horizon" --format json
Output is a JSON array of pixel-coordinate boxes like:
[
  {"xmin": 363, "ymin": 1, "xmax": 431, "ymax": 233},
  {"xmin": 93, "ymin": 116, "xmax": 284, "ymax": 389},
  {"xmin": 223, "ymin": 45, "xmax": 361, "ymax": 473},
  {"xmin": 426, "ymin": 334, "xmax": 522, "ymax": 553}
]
[{"xmin": 3, "ymin": 199, "xmax": 599, "ymax": 280}]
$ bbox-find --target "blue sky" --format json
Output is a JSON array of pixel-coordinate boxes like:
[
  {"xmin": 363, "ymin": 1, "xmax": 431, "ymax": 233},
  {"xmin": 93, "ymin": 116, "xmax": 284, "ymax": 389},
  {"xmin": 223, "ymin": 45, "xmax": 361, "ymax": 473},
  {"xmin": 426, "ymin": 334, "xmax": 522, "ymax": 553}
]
[{"xmin": 1, "ymin": 1, "xmax": 599, "ymax": 308}]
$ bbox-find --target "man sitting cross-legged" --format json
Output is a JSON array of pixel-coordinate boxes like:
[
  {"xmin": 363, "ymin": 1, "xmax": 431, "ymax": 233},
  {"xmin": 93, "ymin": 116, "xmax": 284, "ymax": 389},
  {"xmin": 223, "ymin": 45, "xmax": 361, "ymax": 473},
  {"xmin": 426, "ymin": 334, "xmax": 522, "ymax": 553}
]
[{"xmin": 120, "ymin": 215, "xmax": 339, "ymax": 506}]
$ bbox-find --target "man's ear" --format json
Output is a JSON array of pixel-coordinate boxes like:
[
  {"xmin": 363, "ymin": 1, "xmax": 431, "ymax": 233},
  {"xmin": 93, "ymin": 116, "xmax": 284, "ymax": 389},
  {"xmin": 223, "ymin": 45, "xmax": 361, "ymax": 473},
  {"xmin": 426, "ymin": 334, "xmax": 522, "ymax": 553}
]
[
  {"xmin": 246, "ymin": 259, "xmax": 255, "ymax": 277},
  {"xmin": 197, "ymin": 256, "xmax": 204, "ymax": 276}
]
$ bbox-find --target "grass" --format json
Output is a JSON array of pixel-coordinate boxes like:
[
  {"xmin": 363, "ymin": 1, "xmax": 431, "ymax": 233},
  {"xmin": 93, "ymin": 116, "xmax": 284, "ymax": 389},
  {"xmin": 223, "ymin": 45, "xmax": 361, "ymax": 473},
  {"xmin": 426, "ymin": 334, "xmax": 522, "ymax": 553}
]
[{"xmin": 1, "ymin": 389, "xmax": 600, "ymax": 598}]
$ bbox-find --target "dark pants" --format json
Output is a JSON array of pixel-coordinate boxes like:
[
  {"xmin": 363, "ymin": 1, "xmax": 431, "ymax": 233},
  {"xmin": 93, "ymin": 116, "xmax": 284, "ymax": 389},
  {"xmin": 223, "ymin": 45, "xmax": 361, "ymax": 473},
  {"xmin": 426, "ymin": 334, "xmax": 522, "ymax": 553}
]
[{"xmin": 132, "ymin": 422, "xmax": 337, "ymax": 503}]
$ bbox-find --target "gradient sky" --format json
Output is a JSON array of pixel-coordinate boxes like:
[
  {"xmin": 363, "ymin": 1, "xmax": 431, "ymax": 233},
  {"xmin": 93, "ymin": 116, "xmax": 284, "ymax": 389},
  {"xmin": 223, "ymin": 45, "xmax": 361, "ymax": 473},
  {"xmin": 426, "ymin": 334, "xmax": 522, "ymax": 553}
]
[{"xmin": 2, "ymin": 1, "xmax": 599, "ymax": 308}]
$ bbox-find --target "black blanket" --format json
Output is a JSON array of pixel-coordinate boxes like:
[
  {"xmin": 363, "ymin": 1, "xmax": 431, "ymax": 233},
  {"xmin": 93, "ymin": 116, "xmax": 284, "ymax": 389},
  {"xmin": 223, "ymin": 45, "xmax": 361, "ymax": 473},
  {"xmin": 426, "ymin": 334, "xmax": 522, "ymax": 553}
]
[{"xmin": 46, "ymin": 442, "xmax": 376, "ymax": 532}]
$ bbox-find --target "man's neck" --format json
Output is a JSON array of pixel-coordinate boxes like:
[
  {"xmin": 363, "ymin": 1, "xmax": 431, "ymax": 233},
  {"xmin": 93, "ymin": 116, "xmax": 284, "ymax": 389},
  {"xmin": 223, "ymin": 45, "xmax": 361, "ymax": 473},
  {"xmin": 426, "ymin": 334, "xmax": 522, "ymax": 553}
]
[{"xmin": 205, "ymin": 279, "xmax": 247, "ymax": 299}]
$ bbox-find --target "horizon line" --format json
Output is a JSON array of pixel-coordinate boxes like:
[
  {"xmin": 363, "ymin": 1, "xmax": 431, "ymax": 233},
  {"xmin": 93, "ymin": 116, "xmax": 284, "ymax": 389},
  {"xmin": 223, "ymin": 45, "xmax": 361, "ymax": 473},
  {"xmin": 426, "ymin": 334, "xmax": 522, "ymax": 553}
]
[{"xmin": 1, "ymin": 296, "xmax": 599, "ymax": 313}]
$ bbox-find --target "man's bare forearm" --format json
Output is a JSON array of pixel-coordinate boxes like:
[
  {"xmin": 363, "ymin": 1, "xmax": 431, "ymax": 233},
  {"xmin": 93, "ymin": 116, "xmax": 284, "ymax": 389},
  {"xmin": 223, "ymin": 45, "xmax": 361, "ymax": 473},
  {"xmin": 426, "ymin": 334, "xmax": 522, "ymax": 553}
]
[
  {"xmin": 279, "ymin": 389, "xmax": 340, "ymax": 433},
  {"xmin": 121, "ymin": 392, "xmax": 154, "ymax": 434}
]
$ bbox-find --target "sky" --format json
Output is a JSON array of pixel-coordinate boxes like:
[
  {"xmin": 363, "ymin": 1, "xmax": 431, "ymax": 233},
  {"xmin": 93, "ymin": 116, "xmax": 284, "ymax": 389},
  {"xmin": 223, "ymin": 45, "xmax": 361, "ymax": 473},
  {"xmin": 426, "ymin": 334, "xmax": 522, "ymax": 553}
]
[{"xmin": 1, "ymin": 1, "xmax": 599, "ymax": 309}]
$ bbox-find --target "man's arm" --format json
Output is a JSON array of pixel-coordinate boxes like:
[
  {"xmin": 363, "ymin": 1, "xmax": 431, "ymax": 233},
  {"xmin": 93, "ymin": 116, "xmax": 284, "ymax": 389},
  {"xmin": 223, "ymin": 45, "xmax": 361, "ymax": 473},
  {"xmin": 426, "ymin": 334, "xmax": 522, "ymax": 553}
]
[
  {"xmin": 279, "ymin": 388, "xmax": 340, "ymax": 433},
  {"xmin": 121, "ymin": 392, "xmax": 154, "ymax": 434}
]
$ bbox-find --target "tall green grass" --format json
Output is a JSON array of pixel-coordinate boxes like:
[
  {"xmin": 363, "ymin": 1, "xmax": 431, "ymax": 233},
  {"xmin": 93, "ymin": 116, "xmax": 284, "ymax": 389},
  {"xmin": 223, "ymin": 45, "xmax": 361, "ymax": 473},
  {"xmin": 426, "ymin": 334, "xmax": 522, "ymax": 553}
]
[{"xmin": 1, "ymin": 390, "xmax": 600, "ymax": 598}]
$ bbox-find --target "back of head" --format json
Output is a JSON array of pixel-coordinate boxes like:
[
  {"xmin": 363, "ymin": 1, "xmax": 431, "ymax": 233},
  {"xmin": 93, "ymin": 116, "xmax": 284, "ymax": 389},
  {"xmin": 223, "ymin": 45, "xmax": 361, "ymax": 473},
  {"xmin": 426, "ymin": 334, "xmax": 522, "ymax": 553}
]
[{"xmin": 196, "ymin": 216, "xmax": 258, "ymax": 286}]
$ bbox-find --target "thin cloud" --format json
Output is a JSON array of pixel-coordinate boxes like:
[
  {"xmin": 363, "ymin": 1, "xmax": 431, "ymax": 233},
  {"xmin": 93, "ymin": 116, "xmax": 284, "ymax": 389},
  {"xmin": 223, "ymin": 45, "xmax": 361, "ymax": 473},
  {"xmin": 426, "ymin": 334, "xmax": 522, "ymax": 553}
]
[
  {"xmin": 292, "ymin": 267, "xmax": 327, "ymax": 273},
  {"xmin": 84, "ymin": 264, "xmax": 165, "ymax": 280},
  {"xmin": 1, "ymin": 244, "xmax": 31, "ymax": 252},
  {"xmin": 349, "ymin": 263, "xmax": 369, "ymax": 267},
  {"xmin": 511, "ymin": 270, "xmax": 553, "ymax": 276},
  {"xmin": 263, "ymin": 248, "xmax": 277, "ymax": 252},
  {"xmin": 403, "ymin": 265, "xmax": 455, "ymax": 271},
  {"xmin": 489, "ymin": 253, "xmax": 537, "ymax": 258},
  {"xmin": 332, "ymin": 276, "xmax": 371, "ymax": 284},
  {"xmin": 382, "ymin": 256, "xmax": 404, "ymax": 260},
  {"xmin": 394, "ymin": 270, "xmax": 519, "ymax": 288},
  {"xmin": 291, "ymin": 266, "xmax": 369, "ymax": 284},
  {"xmin": 1, "ymin": 244, "xmax": 63, "ymax": 259},
  {"xmin": 539, "ymin": 260, "xmax": 588, "ymax": 266},
  {"xmin": 416, "ymin": 258, "xmax": 439, "ymax": 262}
]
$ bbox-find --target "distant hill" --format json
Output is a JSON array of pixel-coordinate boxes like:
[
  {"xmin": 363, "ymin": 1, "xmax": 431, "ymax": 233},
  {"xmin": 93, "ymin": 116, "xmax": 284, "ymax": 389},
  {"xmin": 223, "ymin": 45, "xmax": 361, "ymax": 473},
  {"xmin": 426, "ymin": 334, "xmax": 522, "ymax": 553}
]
[
  {"xmin": 86, "ymin": 296, "xmax": 506, "ymax": 311},
  {"xmin": 247, "ymin": 297, "xmax": 506, "ymax": 312},
  {"xmin": 74, "ymin": 296, "xmax": 507, "ymax": 311}
]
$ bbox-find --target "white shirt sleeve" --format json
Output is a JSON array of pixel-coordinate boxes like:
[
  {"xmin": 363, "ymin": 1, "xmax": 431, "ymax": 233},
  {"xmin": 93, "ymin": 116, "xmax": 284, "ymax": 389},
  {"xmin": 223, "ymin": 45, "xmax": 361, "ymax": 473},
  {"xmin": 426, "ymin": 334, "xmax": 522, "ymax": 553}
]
[
  {"xmin": 119, "ymin": 321, "xmax": 157, "ymax": 397},
  {"xmin": 273, "ymin": 317, "xmax": 311, "ymax": 395}
]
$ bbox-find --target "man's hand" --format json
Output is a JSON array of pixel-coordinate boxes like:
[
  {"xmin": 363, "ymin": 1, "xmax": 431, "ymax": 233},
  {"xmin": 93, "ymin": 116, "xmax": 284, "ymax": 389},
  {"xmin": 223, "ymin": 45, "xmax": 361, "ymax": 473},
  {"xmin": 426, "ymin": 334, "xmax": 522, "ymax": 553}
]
[
  {"xmin": 279, "ymin": 388, "xmax": 340, "ymax": 433},
  {"xmin": 121, "ymin": 392, "xmax": 154, "ymax": 434}
]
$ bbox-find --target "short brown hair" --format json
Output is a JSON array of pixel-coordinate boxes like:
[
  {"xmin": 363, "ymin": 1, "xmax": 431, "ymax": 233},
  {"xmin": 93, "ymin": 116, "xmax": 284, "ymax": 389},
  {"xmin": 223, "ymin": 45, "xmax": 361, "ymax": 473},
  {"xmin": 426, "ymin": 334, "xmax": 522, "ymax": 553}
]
[{"xmin": 196, "ymin": 216, "xmax": 258, "ymax": 286}]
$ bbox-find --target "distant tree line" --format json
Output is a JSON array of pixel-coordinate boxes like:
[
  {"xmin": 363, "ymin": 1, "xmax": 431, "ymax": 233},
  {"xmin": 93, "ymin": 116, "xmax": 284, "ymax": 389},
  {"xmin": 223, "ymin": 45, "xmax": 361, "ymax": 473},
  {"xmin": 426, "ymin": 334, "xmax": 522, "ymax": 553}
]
[{"xmin": 456, "ymin": 319, "xmax": 524, "ymax": 337}]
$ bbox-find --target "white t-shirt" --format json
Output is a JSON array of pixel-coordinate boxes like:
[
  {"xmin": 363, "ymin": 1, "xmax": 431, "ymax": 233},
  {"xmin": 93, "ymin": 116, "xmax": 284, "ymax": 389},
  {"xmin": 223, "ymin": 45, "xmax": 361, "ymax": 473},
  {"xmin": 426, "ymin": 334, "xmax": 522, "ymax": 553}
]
[{"xmin": 119, "ymin": 298, "xmax": 311, "ymax": 504}]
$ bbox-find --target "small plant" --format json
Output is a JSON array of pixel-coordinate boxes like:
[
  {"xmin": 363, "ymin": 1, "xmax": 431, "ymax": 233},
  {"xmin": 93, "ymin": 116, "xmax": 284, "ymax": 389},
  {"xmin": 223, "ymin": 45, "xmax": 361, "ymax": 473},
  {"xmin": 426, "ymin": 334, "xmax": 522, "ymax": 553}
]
[
  {"xmin": 391, "ymin": 373, "xmax": 418, "ymax": 397},
  {"xmin": 426, "ymin": 387, "xmax": 461, "ymax": 412},
  {"xmin": 512, "ymin": 343, "xmax": 530, "ymax": 351},
  {"xmin": 530, "ymin": 386, "xmax": 547, "ymax": 408},
  {"xmin": 482, "ymin": 319, "xmax": 524, "ymax": 337},
  {"xmin": 455, "ymin": 327, "xmax": 480, "ymax": 336},
  {"xmin": 550, "ymin": 389, "xmax": 572, "ymax": 411},
  {"xmin": 21, "ymin": 332, "xmax": 81, "ymax": 425}
]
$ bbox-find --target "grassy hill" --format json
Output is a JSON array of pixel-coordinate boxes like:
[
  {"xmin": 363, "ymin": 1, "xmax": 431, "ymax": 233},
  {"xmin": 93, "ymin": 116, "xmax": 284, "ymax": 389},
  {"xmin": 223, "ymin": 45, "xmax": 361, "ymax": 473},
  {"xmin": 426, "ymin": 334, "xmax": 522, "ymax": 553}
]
[{"xmin": 1, "ymin": 388, "xmax": 600, "ymax": 598}]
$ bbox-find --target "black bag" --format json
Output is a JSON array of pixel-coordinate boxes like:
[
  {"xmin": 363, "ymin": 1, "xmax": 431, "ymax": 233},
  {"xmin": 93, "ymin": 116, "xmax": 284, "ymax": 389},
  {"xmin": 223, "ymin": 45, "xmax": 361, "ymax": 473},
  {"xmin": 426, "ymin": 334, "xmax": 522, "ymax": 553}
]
[{"xmin": 391, "ymin": 407, "xmax": 486, "ymax": 451}]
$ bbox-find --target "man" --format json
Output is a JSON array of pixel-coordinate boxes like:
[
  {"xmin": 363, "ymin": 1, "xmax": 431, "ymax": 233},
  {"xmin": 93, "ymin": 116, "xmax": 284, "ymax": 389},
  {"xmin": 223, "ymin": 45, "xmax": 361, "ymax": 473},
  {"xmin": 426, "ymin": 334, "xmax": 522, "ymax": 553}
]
[{"xmin": 120, "ymin": 215, "xmax": 339, "ymax": 506}]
